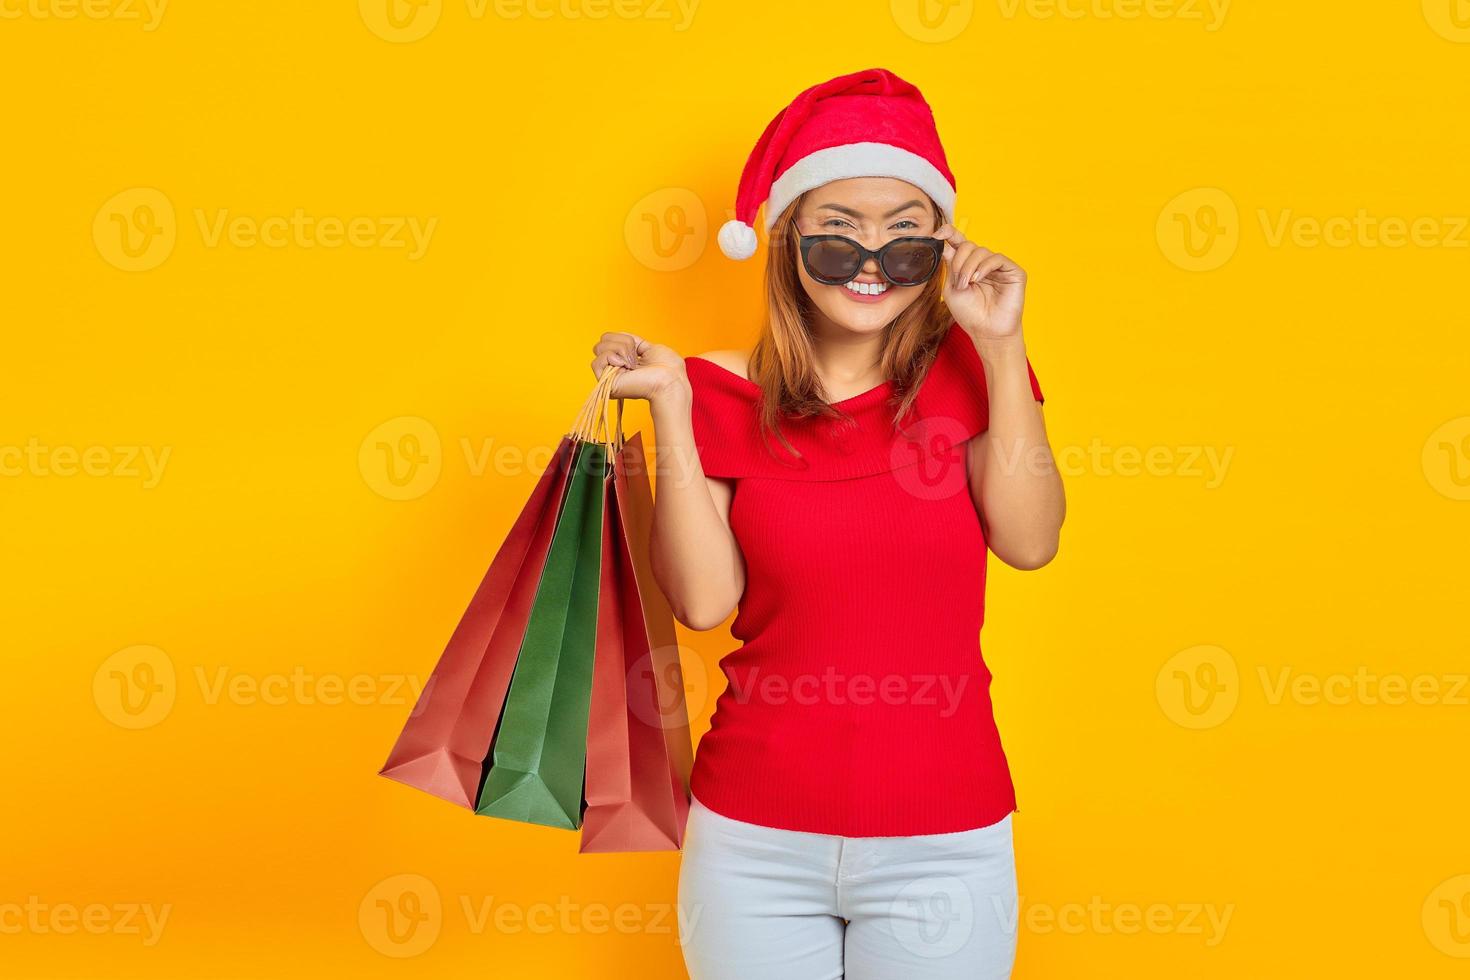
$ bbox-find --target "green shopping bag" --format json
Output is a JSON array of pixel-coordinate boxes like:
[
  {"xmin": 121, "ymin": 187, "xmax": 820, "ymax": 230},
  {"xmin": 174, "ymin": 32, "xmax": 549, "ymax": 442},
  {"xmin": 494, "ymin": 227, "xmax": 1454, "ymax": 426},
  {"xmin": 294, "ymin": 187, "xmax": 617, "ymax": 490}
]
[{"xmin": 475, "ymin": 371, "xmax": 617, "ymax": 829}]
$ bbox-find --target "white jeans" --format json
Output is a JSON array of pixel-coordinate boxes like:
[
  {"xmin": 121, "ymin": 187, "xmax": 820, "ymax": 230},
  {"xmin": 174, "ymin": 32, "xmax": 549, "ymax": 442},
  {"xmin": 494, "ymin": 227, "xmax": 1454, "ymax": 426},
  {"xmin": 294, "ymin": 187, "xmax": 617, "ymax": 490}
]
[{"xmin": 677, "ymin": 794, "xmax": 1019, "ymax": 980}]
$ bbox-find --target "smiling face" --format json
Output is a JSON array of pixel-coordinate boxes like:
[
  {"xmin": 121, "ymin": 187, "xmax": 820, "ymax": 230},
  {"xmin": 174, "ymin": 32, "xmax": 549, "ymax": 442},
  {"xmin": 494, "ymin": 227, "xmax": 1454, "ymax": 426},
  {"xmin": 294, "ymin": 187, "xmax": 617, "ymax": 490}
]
[{"xmin": 790, "ymin": 176, "xmax": 943, "ymax": 338}]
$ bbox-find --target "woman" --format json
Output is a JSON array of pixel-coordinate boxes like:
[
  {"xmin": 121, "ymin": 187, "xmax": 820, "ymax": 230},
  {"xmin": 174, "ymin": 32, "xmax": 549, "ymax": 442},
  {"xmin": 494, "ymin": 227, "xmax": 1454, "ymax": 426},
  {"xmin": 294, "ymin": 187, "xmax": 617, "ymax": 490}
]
[{"xmin": 590, "ymin": 68, "xmax": 1064, "ymax": 980}]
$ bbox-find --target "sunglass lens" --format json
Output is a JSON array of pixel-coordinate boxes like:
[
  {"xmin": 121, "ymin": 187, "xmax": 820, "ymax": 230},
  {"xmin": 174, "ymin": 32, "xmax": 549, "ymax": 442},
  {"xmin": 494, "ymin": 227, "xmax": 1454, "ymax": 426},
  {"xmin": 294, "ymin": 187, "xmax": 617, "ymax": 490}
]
[
  {"xmin": 882, "ymin": 241, "xmax": 939, "ymax": 285},
  {"xmin": 806, "ymin": 239, "xmax": 863, "ymax": 283}
]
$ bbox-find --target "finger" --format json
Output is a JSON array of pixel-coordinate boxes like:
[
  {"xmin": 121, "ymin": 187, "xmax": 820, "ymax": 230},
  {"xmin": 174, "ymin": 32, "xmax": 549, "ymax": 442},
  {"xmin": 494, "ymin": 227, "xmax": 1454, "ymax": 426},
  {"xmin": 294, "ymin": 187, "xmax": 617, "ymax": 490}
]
[
  {"xmin": 963, "ymin": 247, "xmax": 997, "ymax": 288},
  {"xmin": 592, "ymin": 341, "xmax": 631, "ymax": 369},
  {"xmin": 615, "ymin": 332, "xmax": 649, "ymax": 366},
  {"xmin": 601, "ymin": 331, "xmax": 647, "ymax": 356},
  {"xmin": 963, "ymin": 253, "xmax": 1009, "ymax": 289},
  {"xmin": 952, "ymin": 245, "xmax": 990, "ymax": 289},
  {"xmin": 943, "ymin": 239, "xmax": 972, "ymax": 273}
]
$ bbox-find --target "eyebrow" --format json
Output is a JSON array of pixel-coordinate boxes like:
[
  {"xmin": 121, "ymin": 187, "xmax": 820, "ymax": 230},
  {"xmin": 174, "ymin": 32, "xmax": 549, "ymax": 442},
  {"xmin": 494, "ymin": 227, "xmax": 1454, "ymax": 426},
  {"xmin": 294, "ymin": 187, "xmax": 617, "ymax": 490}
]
[{"xmin": 816, "ymin": 199, "xmax": 926, "ymax": 220}]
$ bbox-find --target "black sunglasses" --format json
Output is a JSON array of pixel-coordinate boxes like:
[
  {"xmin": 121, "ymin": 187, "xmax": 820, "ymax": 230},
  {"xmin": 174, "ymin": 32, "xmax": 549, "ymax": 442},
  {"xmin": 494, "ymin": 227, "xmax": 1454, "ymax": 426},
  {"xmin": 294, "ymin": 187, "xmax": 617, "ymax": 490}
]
[{"xmin": 797, "ymin": 234, "xmax": 944, "ymax": 287}]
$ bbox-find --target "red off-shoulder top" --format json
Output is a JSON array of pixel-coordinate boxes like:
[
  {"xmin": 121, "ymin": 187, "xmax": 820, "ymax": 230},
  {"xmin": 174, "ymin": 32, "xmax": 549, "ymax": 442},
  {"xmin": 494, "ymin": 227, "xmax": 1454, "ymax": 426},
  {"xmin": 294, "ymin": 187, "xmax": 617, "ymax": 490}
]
[{"xmin": 682, "ymin": 322, "xmax": 1044, "ymax": 837}]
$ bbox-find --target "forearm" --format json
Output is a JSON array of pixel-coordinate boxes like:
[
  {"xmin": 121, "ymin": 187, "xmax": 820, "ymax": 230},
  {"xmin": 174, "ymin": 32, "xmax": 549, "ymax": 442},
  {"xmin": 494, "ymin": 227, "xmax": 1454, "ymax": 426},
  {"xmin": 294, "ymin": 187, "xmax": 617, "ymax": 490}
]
[
  {"xmin": 646, "ymin": 381, "xmax": 745, "ymax": 629},
  {"xmin": 971, "ymin": 334, "xmax": 1066, "ymax": 568}
]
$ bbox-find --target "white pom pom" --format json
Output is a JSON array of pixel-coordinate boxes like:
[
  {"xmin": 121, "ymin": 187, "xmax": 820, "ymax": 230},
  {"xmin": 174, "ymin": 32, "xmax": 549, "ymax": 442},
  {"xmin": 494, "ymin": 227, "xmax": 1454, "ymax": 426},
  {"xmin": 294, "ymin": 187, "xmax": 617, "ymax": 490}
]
[{"xmin": 717, "ymin": 219, "xmax": 758, "ymax": 260}]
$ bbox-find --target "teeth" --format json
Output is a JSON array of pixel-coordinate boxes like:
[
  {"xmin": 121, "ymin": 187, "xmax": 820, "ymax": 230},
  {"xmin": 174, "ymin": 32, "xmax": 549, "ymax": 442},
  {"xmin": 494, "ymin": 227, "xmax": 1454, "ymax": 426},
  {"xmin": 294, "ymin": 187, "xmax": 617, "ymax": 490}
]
[{"xmin": 844, "ymin": 281, "xmax": 887, "ymax": 296}]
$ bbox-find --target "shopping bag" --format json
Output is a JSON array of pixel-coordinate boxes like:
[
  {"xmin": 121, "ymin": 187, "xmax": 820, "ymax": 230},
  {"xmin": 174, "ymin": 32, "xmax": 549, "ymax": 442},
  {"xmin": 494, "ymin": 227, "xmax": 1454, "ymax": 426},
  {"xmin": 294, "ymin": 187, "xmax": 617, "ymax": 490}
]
[
  {"xmin": 475, "ymin": 370, "xmax": 620, "ymax": 829},
  {"xmin": 579, "ymin": 432, "xmax": 694, "ymax": 852},
  {"xmin": 379, "ymin": 437, "xmax": 577, "ymax": 809}
]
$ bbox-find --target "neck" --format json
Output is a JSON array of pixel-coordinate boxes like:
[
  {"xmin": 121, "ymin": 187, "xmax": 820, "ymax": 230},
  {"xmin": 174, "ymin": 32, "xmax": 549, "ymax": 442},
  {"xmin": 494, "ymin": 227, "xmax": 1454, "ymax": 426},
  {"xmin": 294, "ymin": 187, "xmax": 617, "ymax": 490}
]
[{"xmin": 806, "ymin": 315, "xmax": 889, "ymax": 395}]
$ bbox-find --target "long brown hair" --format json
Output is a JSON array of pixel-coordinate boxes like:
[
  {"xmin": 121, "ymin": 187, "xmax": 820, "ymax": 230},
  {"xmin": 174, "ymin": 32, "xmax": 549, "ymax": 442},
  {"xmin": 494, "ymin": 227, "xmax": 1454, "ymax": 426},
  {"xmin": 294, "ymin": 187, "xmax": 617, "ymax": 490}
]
[{"xmin": 749, "ymin": 191, "xmax": 954, "ymax": 460}]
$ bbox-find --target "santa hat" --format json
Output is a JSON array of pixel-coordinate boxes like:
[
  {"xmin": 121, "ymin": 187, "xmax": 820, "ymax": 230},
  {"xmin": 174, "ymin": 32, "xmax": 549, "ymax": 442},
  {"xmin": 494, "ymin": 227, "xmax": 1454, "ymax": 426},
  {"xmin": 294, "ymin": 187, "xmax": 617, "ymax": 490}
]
[{"xmin": 717, "ymin": 67, "xmax": 956, "ymax": 261}]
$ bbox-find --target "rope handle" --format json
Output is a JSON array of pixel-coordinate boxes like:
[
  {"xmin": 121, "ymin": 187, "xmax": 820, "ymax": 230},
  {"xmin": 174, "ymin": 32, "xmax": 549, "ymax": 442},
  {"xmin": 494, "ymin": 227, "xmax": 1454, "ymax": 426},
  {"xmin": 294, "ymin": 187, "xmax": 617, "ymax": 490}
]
[{"xmin": 570, "ymin": 365, "xmax": 626, "ymax": 452}]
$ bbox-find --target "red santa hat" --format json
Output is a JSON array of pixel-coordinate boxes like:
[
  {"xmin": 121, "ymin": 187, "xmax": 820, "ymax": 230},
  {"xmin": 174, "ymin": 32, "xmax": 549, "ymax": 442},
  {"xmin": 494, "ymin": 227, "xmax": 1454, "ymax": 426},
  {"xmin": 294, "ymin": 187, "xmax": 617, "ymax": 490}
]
[{"xmin": 717, "ymin": 67, "xmax": 957, "ymax": 261}]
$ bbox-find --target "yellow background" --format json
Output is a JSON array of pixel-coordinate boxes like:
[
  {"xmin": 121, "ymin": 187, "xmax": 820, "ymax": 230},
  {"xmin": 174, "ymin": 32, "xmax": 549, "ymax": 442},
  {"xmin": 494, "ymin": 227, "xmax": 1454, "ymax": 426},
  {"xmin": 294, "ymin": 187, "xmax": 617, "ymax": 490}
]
[{"xmin": 3, "ymin": 1, "xmax": 1468, "ymax": 976}]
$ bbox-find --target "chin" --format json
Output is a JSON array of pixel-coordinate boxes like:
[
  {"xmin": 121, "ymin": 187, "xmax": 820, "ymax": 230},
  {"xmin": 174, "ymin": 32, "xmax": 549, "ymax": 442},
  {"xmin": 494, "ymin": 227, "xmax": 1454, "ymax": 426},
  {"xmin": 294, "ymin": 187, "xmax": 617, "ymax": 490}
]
[{"xmin": 814, "ymin": 290, "xmax": 911, "ymax": 334}]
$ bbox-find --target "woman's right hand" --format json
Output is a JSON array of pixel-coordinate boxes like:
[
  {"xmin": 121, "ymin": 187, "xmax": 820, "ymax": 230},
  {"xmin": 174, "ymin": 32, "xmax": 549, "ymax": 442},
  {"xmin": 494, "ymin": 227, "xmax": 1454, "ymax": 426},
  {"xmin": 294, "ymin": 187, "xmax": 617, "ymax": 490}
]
[{"xmin": 591, "ymin": 331, "xmax": 688, "ymax": 402}]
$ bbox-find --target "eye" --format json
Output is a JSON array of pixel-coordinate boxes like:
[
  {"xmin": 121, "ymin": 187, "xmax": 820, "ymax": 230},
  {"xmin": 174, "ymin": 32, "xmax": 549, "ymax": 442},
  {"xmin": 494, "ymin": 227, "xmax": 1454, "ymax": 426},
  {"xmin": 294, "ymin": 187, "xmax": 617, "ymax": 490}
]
[
  {"xmin": 823, "ymin": 218, "xmax": 856, "ymax": 230},
  {"xmin": 890, "ymin": 219, "xmax": 920, "ymax": 231}
]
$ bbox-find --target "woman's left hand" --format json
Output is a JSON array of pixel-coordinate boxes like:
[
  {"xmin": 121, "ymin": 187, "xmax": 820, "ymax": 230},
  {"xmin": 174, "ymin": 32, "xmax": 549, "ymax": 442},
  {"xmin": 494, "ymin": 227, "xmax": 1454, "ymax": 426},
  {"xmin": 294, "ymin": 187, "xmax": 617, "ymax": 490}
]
[{"xmin": 934, "ymin": 225, "xmax": 1026, "ymax": 344}]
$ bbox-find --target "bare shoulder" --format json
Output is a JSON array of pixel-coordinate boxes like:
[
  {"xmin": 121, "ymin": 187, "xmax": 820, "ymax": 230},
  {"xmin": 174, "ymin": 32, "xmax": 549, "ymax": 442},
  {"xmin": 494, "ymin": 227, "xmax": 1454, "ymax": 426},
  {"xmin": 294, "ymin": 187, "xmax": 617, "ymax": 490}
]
[{"xmin": 691, "ymin": 349, "xmax": 751, "ymax": 381}]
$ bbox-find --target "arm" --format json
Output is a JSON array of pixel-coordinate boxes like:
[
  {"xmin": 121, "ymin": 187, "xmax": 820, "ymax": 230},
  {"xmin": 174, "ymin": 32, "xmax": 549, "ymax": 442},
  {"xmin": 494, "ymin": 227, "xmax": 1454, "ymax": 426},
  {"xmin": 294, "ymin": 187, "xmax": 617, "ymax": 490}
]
[
  {"xmin": 647, "ymin": 382, "xmax": 747, "ymax": 630},
  {"xmin": 934, "ymin": 226, "xmax": 1066, "ymax": 570},
  {"xmin": 591, "ymin": 333, "xmax": 745, "ymax": 630},
  {"xmin": 965, "ymin": 335, "xmax": 1065, "ymax": 569}
]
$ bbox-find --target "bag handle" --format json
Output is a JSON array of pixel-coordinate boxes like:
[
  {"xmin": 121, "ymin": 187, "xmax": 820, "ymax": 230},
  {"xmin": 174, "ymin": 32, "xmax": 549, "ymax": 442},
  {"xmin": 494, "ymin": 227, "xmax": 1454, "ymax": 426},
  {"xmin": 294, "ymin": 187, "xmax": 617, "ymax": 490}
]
[{"xmin": 570, "ymin": 365, "xmax": 626, "ymax": 453}]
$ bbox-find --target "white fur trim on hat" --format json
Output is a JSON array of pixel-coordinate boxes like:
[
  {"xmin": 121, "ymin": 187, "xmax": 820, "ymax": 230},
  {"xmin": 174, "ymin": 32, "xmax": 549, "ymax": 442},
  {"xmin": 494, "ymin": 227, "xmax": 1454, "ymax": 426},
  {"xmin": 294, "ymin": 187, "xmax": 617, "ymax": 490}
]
[
  {"xmin": 764, "ymin": 142, "xmax": 956, "ymax": 230},
  {"xmin": 717, "ymin": 219, "xmax": 759, "ymax": 260}
]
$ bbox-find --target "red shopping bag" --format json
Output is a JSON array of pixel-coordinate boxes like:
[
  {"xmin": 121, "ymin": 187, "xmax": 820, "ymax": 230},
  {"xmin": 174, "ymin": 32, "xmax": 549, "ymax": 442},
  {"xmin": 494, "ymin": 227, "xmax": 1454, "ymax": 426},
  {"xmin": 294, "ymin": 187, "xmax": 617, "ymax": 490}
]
[
  {"xmin": 579, "ymin": 431, "xmax": 694, "ymax": 852},
  {"xmin": 379, "ymin": 438, "xmax": 576, "ymax": 809}
]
